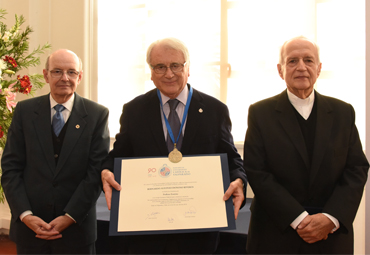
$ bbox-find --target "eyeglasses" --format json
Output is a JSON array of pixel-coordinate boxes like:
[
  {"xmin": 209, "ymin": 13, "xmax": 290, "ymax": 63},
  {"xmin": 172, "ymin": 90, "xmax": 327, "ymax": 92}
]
[
  {"xmin": 49, "ymin": 69, "xmax": 80, "ymax": 79},
  {"xmin": 151, "ymin": 62, "xmax": 187, "ymax": 74}
]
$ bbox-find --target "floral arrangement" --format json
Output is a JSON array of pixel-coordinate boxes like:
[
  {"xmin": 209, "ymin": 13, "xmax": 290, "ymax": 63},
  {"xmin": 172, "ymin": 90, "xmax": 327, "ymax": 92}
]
[{"xmin": 0, "ymin": 9, "xmax": 51, "ymax": 203}]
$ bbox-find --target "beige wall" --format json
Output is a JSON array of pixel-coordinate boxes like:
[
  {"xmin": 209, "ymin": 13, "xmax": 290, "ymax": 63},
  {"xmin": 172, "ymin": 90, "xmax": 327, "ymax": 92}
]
[{"xmin": 0, "ymin": 0, "xmax": 96, "ymax": 100}]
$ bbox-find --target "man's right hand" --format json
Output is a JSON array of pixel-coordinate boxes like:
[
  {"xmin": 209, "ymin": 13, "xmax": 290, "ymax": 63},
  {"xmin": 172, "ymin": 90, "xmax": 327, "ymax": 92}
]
[
  {"xmin": 297, "ymin": 213, "xmax": 335, "ymax": 243},
  {"xmin": 22, "ymin": 215, "xmax": 62, "ymax": 240},
  {"xmin": 101, "ymin": 169, "xmax": 122, "ymax": 210}
]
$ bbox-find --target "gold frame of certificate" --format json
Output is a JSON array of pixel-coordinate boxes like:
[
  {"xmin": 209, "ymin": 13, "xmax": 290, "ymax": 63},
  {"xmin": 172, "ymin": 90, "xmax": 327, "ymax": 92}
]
[{"xmin": 109, "ymin": 154, "xmax": 236, "ymax": 236}]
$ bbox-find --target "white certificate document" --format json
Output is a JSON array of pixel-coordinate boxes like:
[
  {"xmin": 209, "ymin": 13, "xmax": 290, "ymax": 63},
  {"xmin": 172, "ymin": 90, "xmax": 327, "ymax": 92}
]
[{"xmin": 109, "ymin": 154, "xmax": 235, "ymax": 236}]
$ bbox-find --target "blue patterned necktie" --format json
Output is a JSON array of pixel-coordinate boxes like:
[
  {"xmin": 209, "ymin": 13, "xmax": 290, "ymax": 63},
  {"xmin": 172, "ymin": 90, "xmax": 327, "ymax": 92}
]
[
  {"xmin": 53, "ymin": 104, "xmax": 66, "ymax": 136},
  {"xmin": 166, "ymin": 99, "xmax": 183, "ymax": 151}
]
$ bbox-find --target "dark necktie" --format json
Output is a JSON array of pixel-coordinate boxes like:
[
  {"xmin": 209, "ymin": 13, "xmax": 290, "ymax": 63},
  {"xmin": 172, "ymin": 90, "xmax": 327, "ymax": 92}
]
[
  {"xmin": 53, "ymin": 104, "xmax": 66, "ymax": 136},
  {"xmin": 166, "ymin": 99, "xmax": 183, "ymax": 152}
]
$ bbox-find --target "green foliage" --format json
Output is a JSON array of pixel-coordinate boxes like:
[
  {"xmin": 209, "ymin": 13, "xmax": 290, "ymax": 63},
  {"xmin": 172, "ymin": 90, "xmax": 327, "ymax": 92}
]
[{"xmin": 0, "ymin": 9, "xmax": 51, "ymax": 203}]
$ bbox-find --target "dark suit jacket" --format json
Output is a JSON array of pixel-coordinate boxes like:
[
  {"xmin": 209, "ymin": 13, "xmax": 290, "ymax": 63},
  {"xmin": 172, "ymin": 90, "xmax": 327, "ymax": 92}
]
[
  {"xmin": 102, "ymin": 84, "xmax": 247, "ymax": 254},
  {"xmin": 1, "ymin": 93, "xmax": 110, "ymax": 248},
  {"xmin": 244, "ymin": 90, "xmax": 369, "ymax": 254}
]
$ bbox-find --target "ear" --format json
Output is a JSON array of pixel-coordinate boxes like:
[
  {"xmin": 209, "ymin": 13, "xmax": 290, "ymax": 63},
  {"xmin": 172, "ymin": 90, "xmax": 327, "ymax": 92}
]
[
  {"xmin": 277, "ymin": 64, "xmax": 284, "ymax": 80},
  {"xmin": 43, "ymin": 69, "xmax": 49, "ymax": 83},
  {"xmin": 316, "ymin": 63, "xmax": 322, "ymax": 77},
  {"xmin": 150, "ymin": 69, "xmax": 155, "ymax": 81},
  {"xmin": 77, "ymin": 70, "xmax": 83, "ymax": 84}
]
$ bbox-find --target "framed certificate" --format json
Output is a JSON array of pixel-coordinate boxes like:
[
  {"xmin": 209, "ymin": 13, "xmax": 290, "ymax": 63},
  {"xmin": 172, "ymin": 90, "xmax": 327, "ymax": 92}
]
[{"xmin": 109, "ymin": 154, "xmax": 236, "ymax": 236}]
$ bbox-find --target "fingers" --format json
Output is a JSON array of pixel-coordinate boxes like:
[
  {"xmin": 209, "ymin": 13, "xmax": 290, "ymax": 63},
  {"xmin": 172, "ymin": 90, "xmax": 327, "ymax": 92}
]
[
  {"xmin": 49, "ymin": 216, "xmax": 75, "ymax": 233},
  {"xmin": 102, "ymin": 169, "xmax": 121, "ymax": 191},
  {"xmin": 223, "ymin": 179, "xmax": 244, "ymax": 220},
  {"xmin": 104, "ymin": 186, "xmax": 113, "ymax": 210},
  {"xmin": 23, "ymin": 215, "xmax": 55, "ymax": 234},
  {"xmin": 101, "ymin": 169, "xmax": 121, "ymax": 210},
  {"xmin": 36, "ymin": 234, "xmax": 63, "ymax": 240},
  {"xmin": 223, "ymin": 179, "xmax": 244, "ymax": 201},
  {"xmin": 296, "ymin": 214, "xmax": 334, "ymax": 244},
  {"xmin": 297, "ymin": 215, "xmax": 312, "ymax": 230},
  {"xmin": 223, "ymin": 185, "xmax": 234, "ymax": 201}
]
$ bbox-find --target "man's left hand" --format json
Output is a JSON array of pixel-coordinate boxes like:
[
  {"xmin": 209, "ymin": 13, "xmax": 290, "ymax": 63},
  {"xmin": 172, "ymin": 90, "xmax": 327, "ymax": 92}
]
[
  {"xmin": 296, "ymin": 213, "xmax": 335, "ymax": 243},
  {"xmin": 223, "ymin": 178, "xmax": 244, "ymax": 219},
  {"xmin": 35, "ymin": 215, "xmax": 75, "ymax": 240}
]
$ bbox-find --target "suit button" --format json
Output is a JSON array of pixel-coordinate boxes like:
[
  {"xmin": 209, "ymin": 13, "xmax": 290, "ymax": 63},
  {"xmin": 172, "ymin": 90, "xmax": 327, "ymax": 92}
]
[
  {"xmin": 54, "ymin": 154, "xmax": 59, "ymax": 158},
  {"xmin": 52, "ymin": 181, "xmax": 58, "ymax": 187}
]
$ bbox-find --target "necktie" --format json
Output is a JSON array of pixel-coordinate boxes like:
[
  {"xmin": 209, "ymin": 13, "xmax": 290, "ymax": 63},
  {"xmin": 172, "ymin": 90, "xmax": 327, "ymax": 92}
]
[
  {"xmin": 53, "ymin": 104, "xmax": 66, "ymax": 136},
  {"xmin": 166, "ymin": 99, "xmax": 183, "ymax": 152}
]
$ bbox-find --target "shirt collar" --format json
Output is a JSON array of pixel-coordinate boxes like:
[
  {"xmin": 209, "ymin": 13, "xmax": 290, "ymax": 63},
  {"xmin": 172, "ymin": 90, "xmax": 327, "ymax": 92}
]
[
  {"xmin": 50, "ymin": 93, "xmax": 75, "ymax": 112},
  {"xmin": 287, "ymin": 89, "xmax": 315, "ymax": 108},
  {"xmin": 160, "ymin": 85, "xmax": 189, "ymax": 106}
]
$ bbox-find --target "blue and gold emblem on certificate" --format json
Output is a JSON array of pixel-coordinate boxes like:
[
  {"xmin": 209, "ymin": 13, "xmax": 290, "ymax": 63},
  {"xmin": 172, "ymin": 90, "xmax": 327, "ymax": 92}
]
[{"xmin": 159, "ymin": 164, "xmax": 171, "ymax": 178}]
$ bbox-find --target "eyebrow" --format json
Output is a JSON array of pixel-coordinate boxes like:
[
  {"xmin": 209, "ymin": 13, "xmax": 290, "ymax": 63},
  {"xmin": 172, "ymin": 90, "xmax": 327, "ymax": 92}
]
[{"xmin": 287, "ymin": 56, "xmax": 315, "ymax": 61}]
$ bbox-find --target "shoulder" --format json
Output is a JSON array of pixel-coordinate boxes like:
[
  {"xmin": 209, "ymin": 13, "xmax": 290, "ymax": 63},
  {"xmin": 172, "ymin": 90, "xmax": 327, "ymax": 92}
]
[
  {"xmin": 316, "ymin": 91, "xmax": 355, "ymax": 117},
  {"xmin": 14, "ymin": 94, "xmax": 49, "ymax": 115},
  {"xmin": 75, "ymin": 94, "xmax": 108, "ymax": 113},
  {"xmin": 124, "ymin": 88, "xmax": 157, "ymax": 109},
  {"xmin": 249, "ymin": 91, "xmax": 283, "ymax": 112},
  {"xmin": 192, "ymin": 87, "xmax": 228, "ymax": 110},
  {"xmin": 17, "ymin": 94, "xmax": 48, "ymax": 106},
  {"xmin": 316, "ymin": 92, "xmax": 352, "ymax": 108}
]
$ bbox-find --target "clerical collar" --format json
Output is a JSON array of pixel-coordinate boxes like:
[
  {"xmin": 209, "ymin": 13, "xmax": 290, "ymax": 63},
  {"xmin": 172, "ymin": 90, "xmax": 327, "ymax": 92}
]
[
  {"xmin": 287, "ymin": 89, "xmax": 315, "ymax": 120},
  {"xmin": 159, "ymin": 85, "xmax": 189, "ymax": 106}
]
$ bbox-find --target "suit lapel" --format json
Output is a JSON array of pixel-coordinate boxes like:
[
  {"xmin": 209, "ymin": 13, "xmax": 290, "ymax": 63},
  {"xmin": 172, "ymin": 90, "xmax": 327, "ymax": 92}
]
[
  {"xmin": 55, "ymin": 94, "xmax": 87, "ymax": 176},
  {"xmin": 33, "ymin": 95, "xmax": 55, "ymax": 174},
  {"xmin": 309, "ymin": 92, "xmax": 333, "ymax": 187},
  {"xmin": 146, "ymin": 90, "xmax": 169, "ymax": 155},
  {"xmin": 179, "ymin": 87, "xmax": 204, "ymax": 155},
  {"xmin": 276, "ymin": 90, "xmax": 310, "ymax": 171}
]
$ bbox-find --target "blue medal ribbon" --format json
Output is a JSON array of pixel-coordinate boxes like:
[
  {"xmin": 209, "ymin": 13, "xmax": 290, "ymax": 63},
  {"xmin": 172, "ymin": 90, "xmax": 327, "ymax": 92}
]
[{"xmin": 157, "ymin": 86, "xmax": 193, "ymax": 147}]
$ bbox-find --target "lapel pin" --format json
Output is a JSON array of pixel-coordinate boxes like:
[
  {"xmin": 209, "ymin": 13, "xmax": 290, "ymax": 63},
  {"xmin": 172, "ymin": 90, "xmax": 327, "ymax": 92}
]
[
  {"xmin": 76, "ymin": 124, "xmax": 80, "ymax": 129},
  {"xmin": 199, "ymin": 108, "xmax": 203, "ymax": 113}
]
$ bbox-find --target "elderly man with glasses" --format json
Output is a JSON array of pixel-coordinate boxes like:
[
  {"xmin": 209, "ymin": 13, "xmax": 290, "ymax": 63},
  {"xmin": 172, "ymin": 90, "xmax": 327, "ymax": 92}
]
[
  {"xmin": 101, "ymin": 37, "xmax": 247, "ymax": 254},
  {"xmin": 1, "ymin": 49, "xmax": 110, "ymax": 254}
]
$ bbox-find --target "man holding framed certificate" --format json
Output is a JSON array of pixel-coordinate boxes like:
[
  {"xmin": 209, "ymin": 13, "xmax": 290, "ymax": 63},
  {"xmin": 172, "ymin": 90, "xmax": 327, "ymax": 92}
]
[{"xmin": 101, "ymin": 37, "xmax": 247, "ymax": 254}]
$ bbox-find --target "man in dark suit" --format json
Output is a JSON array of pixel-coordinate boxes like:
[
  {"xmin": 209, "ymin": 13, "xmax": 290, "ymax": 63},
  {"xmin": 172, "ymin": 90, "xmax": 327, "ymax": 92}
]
[
  {"xmin": 244, "ymin": 36, "xmax": 369, "ymax": 254},
  {"xmin": 1, "ymin": 49, "xmax": 110, "ymax": 254},
  {"xmin": 101, "ymin": 37, "xmax": 247, "ymax": 254}
]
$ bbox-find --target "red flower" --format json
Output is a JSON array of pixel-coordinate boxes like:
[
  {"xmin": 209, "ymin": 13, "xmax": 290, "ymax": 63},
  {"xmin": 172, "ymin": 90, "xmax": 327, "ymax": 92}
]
[
  {"xmin": 0, "ymin": 126, "xmax": 3, "ymax": 139},
  {"xmin": 17, "ymin": 75, "xmax": 32, "ymax": 94},
  {"xmin": 4, "ymin": 56, "xmax": 18, "ymax": 68}
]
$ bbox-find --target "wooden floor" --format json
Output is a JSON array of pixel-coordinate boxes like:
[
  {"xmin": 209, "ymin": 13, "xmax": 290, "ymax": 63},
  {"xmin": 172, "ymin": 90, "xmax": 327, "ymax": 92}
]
[{"xmin": 0, "ymin": 234, "xmax": 16, "ymax": 255}]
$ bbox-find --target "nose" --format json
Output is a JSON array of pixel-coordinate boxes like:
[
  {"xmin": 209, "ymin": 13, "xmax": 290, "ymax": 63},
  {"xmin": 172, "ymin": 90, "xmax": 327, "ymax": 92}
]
[
  {"xmin": 61, "ymin": 72, "xmax": 70, "ymax": 81},
  {"xmin": 164, "ymin": 67, "xmax": 175, "ymax": 78},
  {"xmin": 297, "ymin": 59, "xmax": 307, "ymax": 70}
]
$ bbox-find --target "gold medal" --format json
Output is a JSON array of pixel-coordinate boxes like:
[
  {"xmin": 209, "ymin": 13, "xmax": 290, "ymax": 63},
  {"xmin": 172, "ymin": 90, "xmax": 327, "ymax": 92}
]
[{"xmin": 168, "ymin": 143, "xmax": 182, "ymax": 163}]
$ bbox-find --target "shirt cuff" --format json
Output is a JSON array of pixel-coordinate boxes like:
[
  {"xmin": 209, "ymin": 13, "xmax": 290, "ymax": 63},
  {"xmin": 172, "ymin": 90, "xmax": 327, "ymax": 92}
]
[
  {"xmin": 20, "ymin": 210, "xmax": 33, "ymax": 221},
  {"xmin": 65, "ymin": 213, "xmax": 76, "ymax": 223},
  {"xmin": 290, "ymin": 211, "xmax": 309, "ymax": 229},
  {"xmin": 322, "ymin": 213, "xmax": 340, "ymax": 232}
]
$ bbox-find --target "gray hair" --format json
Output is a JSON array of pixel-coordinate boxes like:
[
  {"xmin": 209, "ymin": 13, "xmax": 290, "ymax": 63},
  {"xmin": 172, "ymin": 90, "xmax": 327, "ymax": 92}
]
[
  {"xmin": 146, "ymin": 37, "xmax": 190, "ymax": 65},
  {"xmin": 278, "ymin": 36, "xmax": 320, "ymax": 65}
]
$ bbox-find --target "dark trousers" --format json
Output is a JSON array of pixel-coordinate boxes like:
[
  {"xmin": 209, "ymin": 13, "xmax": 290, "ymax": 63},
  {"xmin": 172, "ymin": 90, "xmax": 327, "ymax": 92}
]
[{"xmin": 16, "ymin": 240, "xmax": 96, "ymax": 254}]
